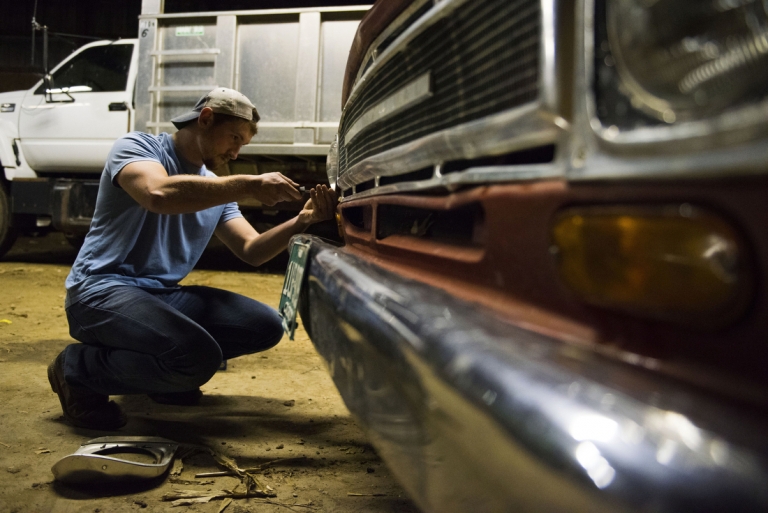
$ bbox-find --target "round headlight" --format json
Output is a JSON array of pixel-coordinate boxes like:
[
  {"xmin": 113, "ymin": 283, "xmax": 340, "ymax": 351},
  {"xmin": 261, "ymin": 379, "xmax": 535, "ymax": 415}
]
[{"xmin": 604, "ymin": 0, "xmax": 768, "ymax": 123}]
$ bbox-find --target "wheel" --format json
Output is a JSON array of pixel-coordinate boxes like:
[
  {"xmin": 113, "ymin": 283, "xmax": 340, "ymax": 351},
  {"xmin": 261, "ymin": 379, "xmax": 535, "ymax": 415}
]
[{"xmin": 0, "ymin": 180, "xmax": 18, "ymax": 258}]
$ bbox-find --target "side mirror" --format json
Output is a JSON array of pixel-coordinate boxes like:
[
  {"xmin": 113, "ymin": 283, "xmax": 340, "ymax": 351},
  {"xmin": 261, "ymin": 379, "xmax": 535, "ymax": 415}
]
[
  {"xmin": 43, "ymin": 75, "xmax": 77, "ymax": 103},
  {"xmin": 43, "ymin": 74, "xmax": 54, "ymax": 103}
]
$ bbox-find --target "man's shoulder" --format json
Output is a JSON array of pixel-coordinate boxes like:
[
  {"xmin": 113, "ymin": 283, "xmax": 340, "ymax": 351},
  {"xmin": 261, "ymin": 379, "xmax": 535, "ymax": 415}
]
[
  {"xmin": 117, "ymin": 131, "xmax": 164, "ymax": 152},
  {"xmin": 107, "ymin": 132, "xmax": 169, "ymax": 164}
]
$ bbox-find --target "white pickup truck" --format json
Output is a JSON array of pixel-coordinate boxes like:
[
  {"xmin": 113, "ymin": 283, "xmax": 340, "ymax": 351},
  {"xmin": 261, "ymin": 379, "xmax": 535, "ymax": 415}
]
[
  {"xmin": 0, "ymin": 4, "xmax": 367, "ymax": 257},
  {"xmin": 0, "ymin": 39, "xmax": 138, "ymax": 254}
]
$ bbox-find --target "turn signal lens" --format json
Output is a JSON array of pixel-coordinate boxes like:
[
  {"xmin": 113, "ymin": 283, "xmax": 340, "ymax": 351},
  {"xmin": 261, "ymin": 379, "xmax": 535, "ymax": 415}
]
[{"xmin": 552, "ymin": 205, "xmax": 748, "ymax": 325}]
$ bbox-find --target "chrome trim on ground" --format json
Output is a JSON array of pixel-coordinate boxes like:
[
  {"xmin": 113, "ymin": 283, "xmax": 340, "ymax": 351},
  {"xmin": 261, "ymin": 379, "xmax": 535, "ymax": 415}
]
[
  {"xmin": 338, "ymin": 102, "xmax": 562, "ymax": 193},
  {"xmin": 297, "ymin": 235, "xmax": 768, "ymax": 513}
]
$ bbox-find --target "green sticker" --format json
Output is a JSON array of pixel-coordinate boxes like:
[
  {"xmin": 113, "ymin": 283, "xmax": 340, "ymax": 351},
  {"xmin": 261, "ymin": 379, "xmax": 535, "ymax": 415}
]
[{"xmin": 175, "ymin": 26, "xmax": 205, "ymax": 36}]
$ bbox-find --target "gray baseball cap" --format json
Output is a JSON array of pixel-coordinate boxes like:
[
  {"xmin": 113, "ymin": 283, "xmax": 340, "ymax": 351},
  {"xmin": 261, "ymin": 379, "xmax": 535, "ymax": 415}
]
[{"xmin": 170, "ymin": 87, "xmax": 261, "ymax": 129}]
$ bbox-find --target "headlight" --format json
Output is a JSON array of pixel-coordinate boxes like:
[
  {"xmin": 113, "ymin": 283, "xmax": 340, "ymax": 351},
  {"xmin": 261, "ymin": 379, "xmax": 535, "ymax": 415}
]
[
  {"xmin": 595, "ymin": 0, "xmax": 768, "ymax": 127},
  {"xmin": 326, "ymin": 135, "xmax": 339, "ymax": 191}
]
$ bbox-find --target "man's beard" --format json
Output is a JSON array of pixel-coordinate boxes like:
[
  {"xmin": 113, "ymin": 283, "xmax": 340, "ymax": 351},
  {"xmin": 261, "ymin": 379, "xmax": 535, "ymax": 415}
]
[{"xmin": 202, "ymin": 155, "xmax": 229, "ymax": 170}]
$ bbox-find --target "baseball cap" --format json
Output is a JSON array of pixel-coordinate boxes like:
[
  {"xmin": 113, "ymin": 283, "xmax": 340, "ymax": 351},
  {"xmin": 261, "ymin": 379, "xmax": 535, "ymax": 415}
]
[{"xmin": 170, "ymin": 87, "xmax": 261, "ymax": 129}]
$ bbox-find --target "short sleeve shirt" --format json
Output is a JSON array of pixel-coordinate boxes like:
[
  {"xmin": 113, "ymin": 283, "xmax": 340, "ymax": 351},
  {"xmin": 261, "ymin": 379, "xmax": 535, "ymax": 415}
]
[{"xmin": 65, "ymin": 132, "xmax": 242, "ymax": 306}]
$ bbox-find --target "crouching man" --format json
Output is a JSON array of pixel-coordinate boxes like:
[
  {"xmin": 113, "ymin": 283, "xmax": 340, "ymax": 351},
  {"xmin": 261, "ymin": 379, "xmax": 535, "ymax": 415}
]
[{"xmin": 48, "ymin": 87, "xmax": 337, "ymax": 430}]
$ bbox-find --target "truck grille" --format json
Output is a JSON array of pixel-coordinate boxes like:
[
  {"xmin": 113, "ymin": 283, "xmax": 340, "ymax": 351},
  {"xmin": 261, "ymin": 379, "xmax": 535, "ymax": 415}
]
[{"xmin": 339, "ymin": 0, "xmax": 541, "ymax": 175}]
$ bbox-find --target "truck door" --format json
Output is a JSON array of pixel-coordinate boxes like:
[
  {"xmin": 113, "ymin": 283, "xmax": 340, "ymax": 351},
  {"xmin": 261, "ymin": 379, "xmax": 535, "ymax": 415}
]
[{"xmin": 18, "ymin": 41, "xmax": 135, "ymax": 173}]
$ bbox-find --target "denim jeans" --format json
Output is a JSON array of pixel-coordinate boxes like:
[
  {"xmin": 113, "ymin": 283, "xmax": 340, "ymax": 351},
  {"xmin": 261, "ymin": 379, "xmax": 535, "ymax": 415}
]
[{"xmin": 62, "ymin": 285, "xmax": 284, "ymax": 396}]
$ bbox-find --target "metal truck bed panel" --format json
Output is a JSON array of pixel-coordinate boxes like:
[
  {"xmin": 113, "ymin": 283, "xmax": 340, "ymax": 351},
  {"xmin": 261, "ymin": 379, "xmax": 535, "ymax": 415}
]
[{"xmin": 135, "ymin": 6, "xmax": 370, "ymax": 156}]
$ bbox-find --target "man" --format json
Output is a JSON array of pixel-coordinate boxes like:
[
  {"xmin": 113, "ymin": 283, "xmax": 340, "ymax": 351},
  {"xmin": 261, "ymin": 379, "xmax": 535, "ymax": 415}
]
[{"xmin": 47, "ymin": 87, "xmax": 337, "ymax": 430}]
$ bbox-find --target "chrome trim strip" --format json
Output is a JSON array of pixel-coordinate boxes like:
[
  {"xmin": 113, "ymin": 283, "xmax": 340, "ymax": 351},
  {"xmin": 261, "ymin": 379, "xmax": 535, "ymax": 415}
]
[
  {"xmin": 239, "ymin": 144, "xmax": 329, "ymax": 156},
  {"xmin": 139, "ymin": 6, "xmax": 371, "ymax": 20},
  {"xmin": 344, "ymin": 72, "xmax": 433, "ymax": 145},
  {"xmin": 342, "ymin": 163, "xmax": 564, "ymax": 202},
  {"xmin": 569, "ymin": 137, "xmax": 768, "ymax": 181},
  {"xmin": 338, "ymin": 102, "xmax": 562, "ymax": 191},
  {"xmin": 540, "ymin": 0, "xmax": 558, "ymax": 113},
  {"xmin": 145, "ymin": 121, "xmax": 339, "ymax": 129},
  {"xmin": 343, "ymin": 0, "xmax": 473, "ymax": 120},
  {"xmin": 352, "ymin": 0, "xmax": 435, "ymax": 89},
  {"xmin": 592, "ymin": 98, "xmax": 768, "ymax": 150}
]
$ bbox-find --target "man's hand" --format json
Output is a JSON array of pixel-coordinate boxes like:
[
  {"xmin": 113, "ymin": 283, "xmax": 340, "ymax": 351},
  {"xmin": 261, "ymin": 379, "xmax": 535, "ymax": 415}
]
[
  {"xmin": 216, "ymin": 184, "xmax": 338, "ymax": 266},
  {"xmin": 298, "ymin": 185, "xmax": 338, "ymax": 225},
  {"xmin": 250, "ymin": 172, "xmax": 303, "ymax": 206}
]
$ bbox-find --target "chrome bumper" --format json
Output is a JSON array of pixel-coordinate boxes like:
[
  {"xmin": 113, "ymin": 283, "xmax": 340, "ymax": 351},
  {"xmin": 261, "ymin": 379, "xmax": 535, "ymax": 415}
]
[{"xmin": 294, "ymin": 235, "xmax": 768, "ymax": 513}]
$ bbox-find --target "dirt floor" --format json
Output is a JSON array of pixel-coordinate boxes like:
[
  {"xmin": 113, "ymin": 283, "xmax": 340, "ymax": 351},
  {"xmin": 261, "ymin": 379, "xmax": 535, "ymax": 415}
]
[{"xmin": 0, "ymin": 233, "xmax": 419, "ymax": 513}]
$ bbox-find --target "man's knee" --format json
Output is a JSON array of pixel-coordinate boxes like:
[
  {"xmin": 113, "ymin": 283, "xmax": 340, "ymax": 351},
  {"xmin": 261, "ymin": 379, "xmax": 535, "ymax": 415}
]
[
  {"xmin": 234, "ymin": 308, "xmax": 284, "ymax": 356},
  {"xmin": 163, "ymin": 336, "xmax": 223, "ymax": 390},
  {"xmin": 261, "ymin": 309, "xmax": 285, "ymax": 351}
]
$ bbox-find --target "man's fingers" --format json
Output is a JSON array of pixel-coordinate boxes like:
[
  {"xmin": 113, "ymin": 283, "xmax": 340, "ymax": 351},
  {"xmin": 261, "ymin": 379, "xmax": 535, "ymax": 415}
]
[
  {"xmin": 287, "ymin": 188, "xmax": 302, "ymax": 200},
  {"xmin": 313, "ymin": 186, "xmax": 335, "ymax": 220},
  {"xmin": 282, "ymin": 174, "xmax": 300, "ymax": 188},
  {"xmin": 319, "ymin": 187, "xmax": 333, "ymax": 216}
]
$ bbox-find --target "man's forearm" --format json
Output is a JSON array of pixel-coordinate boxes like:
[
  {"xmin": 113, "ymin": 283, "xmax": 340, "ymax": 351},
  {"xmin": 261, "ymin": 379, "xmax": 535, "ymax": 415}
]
[
  {"xmin": 147, "ymin": 174, "xmax": 256, "ymax": 214},
  {"xmin": 242, "ymin": 216, "xmax": 313, "ymax": 266}
]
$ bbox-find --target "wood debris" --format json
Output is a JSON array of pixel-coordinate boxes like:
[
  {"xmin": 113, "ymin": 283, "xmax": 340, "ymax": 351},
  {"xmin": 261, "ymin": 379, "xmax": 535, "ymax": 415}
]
[
  {"xmin": 170, "ymin": 458, "xmax": 183, "ymax": 477},
  {"xmin": 195, "ymin": 470, "xmax": 237, "ymax": 478},
  {"xmin": 169, "ymin": 478, "xmax": 215, "ymax": 485},
  {"xmin": 217, "ymin": 498, "xmax": 233, "ymax": 513},
  {"xmin": 163, "ymin": 489, "xmax": 275, "ymax": 506}
]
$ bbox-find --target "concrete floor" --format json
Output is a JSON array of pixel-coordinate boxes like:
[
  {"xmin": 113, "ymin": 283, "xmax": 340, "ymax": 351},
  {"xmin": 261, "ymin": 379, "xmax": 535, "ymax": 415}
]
[{"xmin": 0, "ymin": 232, "xmax": 419, "ymax": 513}]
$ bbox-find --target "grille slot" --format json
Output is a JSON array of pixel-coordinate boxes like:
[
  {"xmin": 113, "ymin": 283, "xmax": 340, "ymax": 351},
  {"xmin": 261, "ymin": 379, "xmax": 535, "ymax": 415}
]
[{"xmin": 339, "ymin": 0, "xmax": 541, "ymax": 177}]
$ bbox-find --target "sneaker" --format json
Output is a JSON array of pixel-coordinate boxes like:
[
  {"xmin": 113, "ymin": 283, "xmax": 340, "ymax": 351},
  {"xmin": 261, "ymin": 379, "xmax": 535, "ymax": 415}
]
[
  {"xmin": 148, "ymin": 388, "xmax": 203, "ymax": 406},
  {"xmin": 47, "ymin": 352, "xmax": 127, "ymax": 430}
]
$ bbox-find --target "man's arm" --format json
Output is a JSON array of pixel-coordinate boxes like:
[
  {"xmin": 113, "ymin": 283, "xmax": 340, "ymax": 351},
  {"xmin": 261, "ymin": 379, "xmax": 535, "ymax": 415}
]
[
  {"xmin": 215, "ymin": 185, "xmax": 337, "ymax": 267},
  {"xmin": 116, "ymin": 161, "xmax": 302, "ymax": 215}
]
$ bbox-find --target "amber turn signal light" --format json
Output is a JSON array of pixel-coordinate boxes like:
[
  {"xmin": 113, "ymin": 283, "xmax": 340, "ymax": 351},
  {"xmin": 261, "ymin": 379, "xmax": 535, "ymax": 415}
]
[{"xmin": 552, "ymin": 205, "xmax": 749, "ymax": 325}]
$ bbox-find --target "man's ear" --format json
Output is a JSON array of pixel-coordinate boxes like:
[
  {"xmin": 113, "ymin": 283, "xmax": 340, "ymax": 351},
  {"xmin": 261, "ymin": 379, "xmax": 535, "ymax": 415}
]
[{"xmin": 197, "ymin": 107, "xmax": 215, "ymax": 129}]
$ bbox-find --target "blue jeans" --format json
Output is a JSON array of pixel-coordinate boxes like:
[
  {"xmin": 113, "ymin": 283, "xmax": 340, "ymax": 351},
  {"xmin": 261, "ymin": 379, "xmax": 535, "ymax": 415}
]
[{"xmin": 63, "ymin": 285, "xmax": 284, "ymax": 396}]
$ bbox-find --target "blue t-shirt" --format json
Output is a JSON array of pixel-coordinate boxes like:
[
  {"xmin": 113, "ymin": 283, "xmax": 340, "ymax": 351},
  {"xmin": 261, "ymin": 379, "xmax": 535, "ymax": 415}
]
[{"xmin": 65, "ymin": 131, "xmax": 242, "ymax": 307}]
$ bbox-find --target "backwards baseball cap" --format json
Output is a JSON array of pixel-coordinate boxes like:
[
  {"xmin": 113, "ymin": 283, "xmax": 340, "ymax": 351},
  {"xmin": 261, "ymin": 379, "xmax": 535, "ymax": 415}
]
[{"xmin": 170, "ymin": 87, "xmax": 261, "ymax": 130}]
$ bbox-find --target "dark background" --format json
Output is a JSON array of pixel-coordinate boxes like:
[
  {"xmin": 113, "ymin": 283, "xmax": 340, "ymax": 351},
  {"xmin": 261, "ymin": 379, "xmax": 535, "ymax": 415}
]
[{"xmin": 0, "ymin": 0, "xmax": 373, "ymax": 92}]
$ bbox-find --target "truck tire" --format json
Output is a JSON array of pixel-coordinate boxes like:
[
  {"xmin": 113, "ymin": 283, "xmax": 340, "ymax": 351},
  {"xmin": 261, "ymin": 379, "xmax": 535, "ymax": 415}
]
[{"xmin": 0, "ymin": 179, "xmax": 18, "ymax": 258}]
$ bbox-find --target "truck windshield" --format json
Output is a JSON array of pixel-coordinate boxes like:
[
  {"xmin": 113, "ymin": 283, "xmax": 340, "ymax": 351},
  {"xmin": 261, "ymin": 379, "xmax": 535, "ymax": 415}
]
[{"xmin": 34, "ymin": 44, "xmax": 133, "ymax": 95}]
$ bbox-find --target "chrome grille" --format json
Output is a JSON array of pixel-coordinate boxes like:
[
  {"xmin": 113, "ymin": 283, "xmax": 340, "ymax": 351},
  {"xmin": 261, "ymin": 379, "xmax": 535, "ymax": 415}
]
[{"xmin": 339, "ymin": 0, "xmax": 541, "ymax": 176}]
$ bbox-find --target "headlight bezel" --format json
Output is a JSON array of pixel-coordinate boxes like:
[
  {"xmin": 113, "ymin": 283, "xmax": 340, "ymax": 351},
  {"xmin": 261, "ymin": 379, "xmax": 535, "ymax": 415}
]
[{"xmin": 588, "ymin": 0, "xmax": 768, "ymax": 148}]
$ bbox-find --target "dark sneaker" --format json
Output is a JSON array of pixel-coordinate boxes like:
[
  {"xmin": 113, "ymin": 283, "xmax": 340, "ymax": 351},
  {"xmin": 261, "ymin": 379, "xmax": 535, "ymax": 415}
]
[
  {"xmin": 148, "ymin": 388, "xmax": 203, "ymax": 406},
  {"xmin": 47, "ymin": 352, "xmax": 127, "ymax": 430}
]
